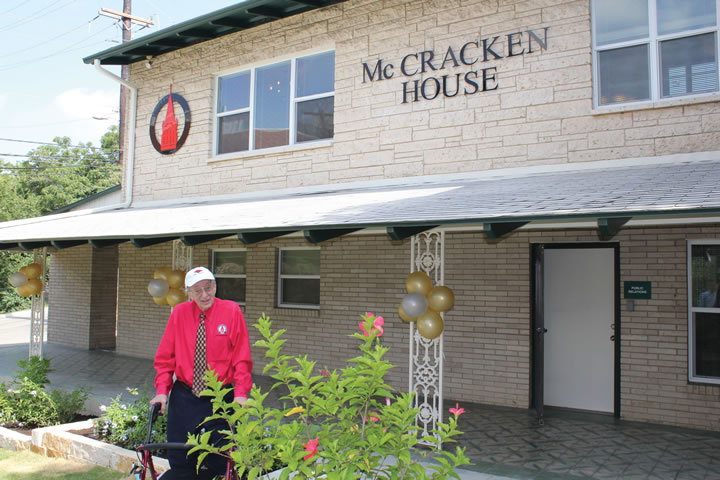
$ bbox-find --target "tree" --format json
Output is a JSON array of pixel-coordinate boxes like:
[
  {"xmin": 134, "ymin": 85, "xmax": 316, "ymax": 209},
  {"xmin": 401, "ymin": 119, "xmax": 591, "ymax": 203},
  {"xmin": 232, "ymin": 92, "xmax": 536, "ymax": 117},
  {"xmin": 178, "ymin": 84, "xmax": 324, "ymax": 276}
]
[
  {"xmin": 13, "ymin": 126, "xmax": 121, "ymax": 214},
  {"xmin": 0, "ymin": 126, "xmax": 121, "ymax": 313}
]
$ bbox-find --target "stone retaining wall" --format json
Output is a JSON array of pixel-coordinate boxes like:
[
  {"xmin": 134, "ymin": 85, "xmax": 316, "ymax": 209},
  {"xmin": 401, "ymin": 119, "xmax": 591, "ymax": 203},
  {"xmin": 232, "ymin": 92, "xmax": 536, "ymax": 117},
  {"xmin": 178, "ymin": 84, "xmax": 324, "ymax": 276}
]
[{"xmin": 0, "ymin": 420, "xmax": 169, "ymax": 475}]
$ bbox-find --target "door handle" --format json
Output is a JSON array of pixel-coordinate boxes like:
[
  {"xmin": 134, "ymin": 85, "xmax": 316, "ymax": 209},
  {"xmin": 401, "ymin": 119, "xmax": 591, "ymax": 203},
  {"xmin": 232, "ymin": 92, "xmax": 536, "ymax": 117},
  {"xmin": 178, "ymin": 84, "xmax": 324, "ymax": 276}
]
[{"xmin": 536, "ymin": 327, "xmax": 547, "ymax": 334}]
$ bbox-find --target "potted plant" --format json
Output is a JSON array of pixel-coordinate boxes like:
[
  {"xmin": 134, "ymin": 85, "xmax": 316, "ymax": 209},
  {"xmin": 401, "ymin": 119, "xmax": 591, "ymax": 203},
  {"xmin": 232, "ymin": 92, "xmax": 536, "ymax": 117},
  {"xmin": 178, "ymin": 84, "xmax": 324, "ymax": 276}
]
[{"xmin": 188, "ymin": 312, "xmax": 470, "ymax": 479}]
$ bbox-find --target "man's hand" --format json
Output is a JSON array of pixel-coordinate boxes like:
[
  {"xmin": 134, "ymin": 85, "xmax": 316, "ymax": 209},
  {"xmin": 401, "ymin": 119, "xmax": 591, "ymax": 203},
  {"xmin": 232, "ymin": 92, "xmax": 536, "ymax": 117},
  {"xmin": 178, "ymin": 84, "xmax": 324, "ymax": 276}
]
[
  {"xmin": 150, "ymin": 394, "xmax": 168, "ymax": 414},
  {"xmin": 234, "ymin": 396, "xmax": 248, "ymax": 406}
]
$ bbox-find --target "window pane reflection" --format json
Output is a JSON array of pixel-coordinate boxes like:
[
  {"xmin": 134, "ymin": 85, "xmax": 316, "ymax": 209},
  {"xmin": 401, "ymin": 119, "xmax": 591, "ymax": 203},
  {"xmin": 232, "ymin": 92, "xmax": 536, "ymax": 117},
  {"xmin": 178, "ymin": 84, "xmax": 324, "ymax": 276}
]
[
  {"xmin": 218, "ymin": 72, "xmax": 250, "ymax": 113},
  {"xmin": 281, "ymin": 278, "xmax": 320, "ymax": 305},
  {"xmin": 296, "ymin": 51, "xmax": 335, "ymax": 97},
  {"xmin": 598, "ymin": 45, "xmax": 650, "ymax": 104},
  {"xmin": 594, "ymin": 0, "xmax": 648, "ymax": 45},
  {"xmin": 694, "ymin": 312, "xmax": 720, "ymax": 377},
  {"xmin": 217, "ymin": 277, "xmax": 246, "ymax": 303},
  {"xmin": 255, "ymin": 62, "xmax": 290, "ymax": 149},
  {"xmin": 218, "ymin": 112, "xmax": 249, "ymax": 154},
  {"xmin": 657, "ymin": 0, "xmax": 716, "ymax": 35},
  {"xmin": 661, "ymin": 33, "xmax": 718, "ymax": 97},
  {"xmin": 296, "ymin": 97, "xmax": 334, "ymax": 143}
]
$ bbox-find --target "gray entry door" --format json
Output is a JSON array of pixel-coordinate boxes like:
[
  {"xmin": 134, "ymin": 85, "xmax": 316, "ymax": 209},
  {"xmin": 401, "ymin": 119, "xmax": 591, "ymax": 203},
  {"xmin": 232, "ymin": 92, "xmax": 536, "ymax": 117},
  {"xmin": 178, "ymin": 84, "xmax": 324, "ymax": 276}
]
[{"xmin": 543, "ymin": 247, "xmax": 615, "ymax": 413}]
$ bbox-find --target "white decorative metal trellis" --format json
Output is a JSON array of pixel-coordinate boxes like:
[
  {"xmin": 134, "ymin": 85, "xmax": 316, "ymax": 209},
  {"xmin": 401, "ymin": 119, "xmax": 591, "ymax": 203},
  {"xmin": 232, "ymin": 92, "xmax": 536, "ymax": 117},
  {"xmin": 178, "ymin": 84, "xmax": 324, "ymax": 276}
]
[
  {"xmin": 409, "ymin": 231, "xmax": 444, "ymax": 442},
  {"xmin": 172, "ymin": 239, "xmax": 194, "ymax": 272},
  {"xmin": 29, "ymin": 248, "xmax": 48, "ymax": 358}
]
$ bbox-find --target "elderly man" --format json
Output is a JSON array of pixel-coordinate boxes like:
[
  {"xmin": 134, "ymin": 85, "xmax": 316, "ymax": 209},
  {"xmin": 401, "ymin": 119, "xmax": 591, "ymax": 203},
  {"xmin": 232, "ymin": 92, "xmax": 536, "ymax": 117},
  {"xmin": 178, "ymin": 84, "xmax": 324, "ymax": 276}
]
[{"xmin": 150, "ymin": 266, "xmax": 252, "ymax": 479}]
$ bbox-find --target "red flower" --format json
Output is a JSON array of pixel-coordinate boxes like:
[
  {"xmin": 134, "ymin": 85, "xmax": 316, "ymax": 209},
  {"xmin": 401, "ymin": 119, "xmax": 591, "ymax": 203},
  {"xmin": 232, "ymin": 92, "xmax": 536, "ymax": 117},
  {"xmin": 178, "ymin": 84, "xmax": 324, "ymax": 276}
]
[
  {"xmin": 365, "ymin": 412, "xmax": 380, "ymax": 423},
  {"xmin": 303, "ymin": 437, "xmax": 319, "ymax": 460},
  {"xmin": 359, "ymin": 314, "xmax": 385, "ymax": 337},
  {"xmin": 320, "ymin": 369, "xmax": 330, "ymax": 377},
  {"xmin": 449, "ymin": 403, "xmax": 465, "ymax": 416}
]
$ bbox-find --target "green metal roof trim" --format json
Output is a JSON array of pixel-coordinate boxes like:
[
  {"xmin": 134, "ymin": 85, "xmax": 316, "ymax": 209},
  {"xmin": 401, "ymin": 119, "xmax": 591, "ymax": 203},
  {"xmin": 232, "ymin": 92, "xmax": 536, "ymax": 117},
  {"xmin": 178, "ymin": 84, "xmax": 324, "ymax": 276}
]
[
  {"xmin": 49, "ymin": 185, "xmax": 121, "ymax": 215},
  {"xmin": 83, "ymin": 0, "xmax": 347, "ymax": 66}
]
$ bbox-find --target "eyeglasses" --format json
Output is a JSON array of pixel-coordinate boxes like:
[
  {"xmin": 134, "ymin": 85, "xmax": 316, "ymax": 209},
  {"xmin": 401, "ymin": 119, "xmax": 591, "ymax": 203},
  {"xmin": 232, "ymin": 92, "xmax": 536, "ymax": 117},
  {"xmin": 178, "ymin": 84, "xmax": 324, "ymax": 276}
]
[{"xmin": 188, "ymin": 283, "xmax": 216, "ymax": 297}]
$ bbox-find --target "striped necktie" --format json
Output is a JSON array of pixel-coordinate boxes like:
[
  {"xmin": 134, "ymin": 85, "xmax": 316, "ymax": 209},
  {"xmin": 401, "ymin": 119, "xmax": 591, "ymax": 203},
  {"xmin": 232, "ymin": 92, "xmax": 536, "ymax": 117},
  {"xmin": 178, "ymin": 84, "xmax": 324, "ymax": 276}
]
[{"xmin": 191, "ymin": 313, "xmax": 207, "ymax": 396}]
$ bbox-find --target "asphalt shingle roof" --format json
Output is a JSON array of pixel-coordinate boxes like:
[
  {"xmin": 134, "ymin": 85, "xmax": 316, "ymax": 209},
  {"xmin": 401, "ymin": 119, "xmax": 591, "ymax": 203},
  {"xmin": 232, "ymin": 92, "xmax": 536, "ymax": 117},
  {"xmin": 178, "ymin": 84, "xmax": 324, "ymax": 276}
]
[{"xmin": 1, "ymin": 158, "xmax": 718, "ymax": 249}]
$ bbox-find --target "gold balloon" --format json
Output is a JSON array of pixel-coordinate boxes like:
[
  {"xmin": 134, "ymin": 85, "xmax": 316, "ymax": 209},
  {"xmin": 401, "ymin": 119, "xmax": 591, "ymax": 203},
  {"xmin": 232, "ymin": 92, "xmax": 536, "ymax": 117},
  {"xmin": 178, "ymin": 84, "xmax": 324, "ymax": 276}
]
[
  {"xmin": 167, "ymin": 269, "xmax": 185, "ymax": 289},
  {"xmin": 398, "ymin": 303, "xmax": 417, "ymax": 323},
  {"xmin": 166, "ymin": 288, "xmax": 186, "ymax": 307},
  {"xmin": 406, "ymin": 271, "xmax": 432, "ymax": 295},
  {"xmin": 154, "ymin": 266, "xmax": 172, "ymax": 281},
  {"xmin": 24, "ymin": 263, "xmax": 43, "ymax": 279},
  {"xmin": 19, "ymin": 266, "xmax": 30, "ymax": 278},
  {"xmin": 416, "ymin": 310, "xmax": 444, "ymax": 339},
  {"xmin": 16, "ymin": 284, "xmax": 32, "ymax": 297},
  {"xmin": 427, "ymin": 286, "xmax": 455, "ymax": 313},
  {"xmin": 25, "ymin": 278, "xmax": 43, "ymax": 296},
  {"xmin": 152, "ymin": 295, "xmax": 168, "ymax": 306}
]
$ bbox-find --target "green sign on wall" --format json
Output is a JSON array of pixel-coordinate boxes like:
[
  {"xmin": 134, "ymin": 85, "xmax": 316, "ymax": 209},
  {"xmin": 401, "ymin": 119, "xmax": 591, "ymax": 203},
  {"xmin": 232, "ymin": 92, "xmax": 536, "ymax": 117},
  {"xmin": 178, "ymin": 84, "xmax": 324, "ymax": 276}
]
[{"xmin": 624, "ymin": 281, "xmax": 652, "ymax": 299}]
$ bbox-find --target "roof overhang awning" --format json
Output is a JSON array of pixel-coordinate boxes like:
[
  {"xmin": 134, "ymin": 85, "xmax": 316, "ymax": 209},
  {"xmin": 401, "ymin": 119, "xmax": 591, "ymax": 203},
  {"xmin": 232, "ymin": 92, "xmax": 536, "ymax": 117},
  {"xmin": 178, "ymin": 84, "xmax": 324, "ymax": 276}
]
[
  {"xmin": 83, "ymin": 0, "xmax": 348, "ymax": 66},
  {"xmin": 1, "ymin": 158, "xmax": 720, "ymax": 251}
]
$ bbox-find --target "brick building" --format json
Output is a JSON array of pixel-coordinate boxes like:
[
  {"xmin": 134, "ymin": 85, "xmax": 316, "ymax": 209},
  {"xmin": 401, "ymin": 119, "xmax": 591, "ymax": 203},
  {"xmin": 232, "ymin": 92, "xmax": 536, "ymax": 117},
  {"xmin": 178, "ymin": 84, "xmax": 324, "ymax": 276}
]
[{"xmin": 1, "ymin": 0, "xmax": 719, "ymax": 431}]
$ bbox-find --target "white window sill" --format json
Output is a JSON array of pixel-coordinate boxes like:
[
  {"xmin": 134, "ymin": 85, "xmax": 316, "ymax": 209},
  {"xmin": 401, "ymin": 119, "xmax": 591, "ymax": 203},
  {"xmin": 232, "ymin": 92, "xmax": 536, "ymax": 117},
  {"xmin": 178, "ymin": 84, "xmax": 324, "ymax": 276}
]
[
  {"xmin": 209, "ymin": 139, "xmax": 333, "ymax": 164},
  {"xmin": 592, "ymin": 91, "xmax": 720, "ymax": 115}
]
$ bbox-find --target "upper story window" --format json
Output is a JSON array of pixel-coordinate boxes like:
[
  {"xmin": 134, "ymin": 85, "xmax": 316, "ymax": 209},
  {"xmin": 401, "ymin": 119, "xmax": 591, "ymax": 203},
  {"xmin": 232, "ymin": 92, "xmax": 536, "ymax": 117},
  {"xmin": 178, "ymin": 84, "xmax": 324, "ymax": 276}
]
[
  {"xmin": 212, "ymin": 249, "xmax": 246, "ymax": 304},
  {"xmin": 687, "ymin": 240, "xmax": 720, "ymax": 384},
  {"xmin": 592, "ymin": 0, "xmax": 719, "ymax": 107},
  {"xmin": 215, "ymin": 50, "xmax": 335, "ymax": 155}
]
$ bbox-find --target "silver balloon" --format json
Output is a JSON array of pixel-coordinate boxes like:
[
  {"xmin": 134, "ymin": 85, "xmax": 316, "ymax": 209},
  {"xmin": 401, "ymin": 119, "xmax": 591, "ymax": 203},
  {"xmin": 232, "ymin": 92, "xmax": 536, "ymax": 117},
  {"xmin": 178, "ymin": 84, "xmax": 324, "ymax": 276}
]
[
  {"xmin": 401, "ymin": 292, "xmax": 428, "ymax": 318},
  {"xmin": 9, "ymin": 272, "xmax": 28, "ymax": 288},
  {"xmin": 147, "ymin": 278, "xmax": 170, "ymax": 298}
]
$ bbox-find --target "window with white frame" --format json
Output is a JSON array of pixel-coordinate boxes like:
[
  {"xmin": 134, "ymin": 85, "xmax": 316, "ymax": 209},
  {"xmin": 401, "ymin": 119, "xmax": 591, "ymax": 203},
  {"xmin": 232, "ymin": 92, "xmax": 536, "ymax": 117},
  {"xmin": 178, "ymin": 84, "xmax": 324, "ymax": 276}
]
[
  {"xmin": 212, "ymin": 249, "xmax": 246, "ymax": 304},
  {"xmin": 278, "ymin": 248, "xmax": 320, "ymax": 308},
  {"xmin": 215, "ymin": 50, "xmax": 335, "ymax": 155},
  {"xmin": 592, "ymin": 0, "xmax": 719, "ymax": 107},
  {"xmin": 687, "ymin": 240, "xmax": 720, "ymax": 384}
]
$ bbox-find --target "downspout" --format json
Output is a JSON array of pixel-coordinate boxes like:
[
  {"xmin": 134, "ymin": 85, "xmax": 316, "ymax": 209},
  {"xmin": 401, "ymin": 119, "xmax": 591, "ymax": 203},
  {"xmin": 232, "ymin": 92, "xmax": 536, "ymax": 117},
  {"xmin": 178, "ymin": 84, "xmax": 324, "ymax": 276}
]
[{"xmin": 93, "ymin": 59, "xmax": 137, "ymax": 208}]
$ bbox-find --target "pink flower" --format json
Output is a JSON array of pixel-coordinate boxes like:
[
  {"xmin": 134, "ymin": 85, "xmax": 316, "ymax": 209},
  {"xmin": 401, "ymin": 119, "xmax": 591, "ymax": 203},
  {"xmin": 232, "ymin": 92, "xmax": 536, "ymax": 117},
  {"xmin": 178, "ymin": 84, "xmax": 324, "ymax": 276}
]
[
  {"xmin": 320, "ymin": 369, "xmax": 330, "ymax": 377},
  {"xmin": 365, "ymin": 412, "xmax": 380, "ymax": 423},
  {"xmin": 449, "ymin": 402, "xmax": 465, "ymax": 416},
  {"xmin": 359, "ymin": 314, "xmax": 385, "ymax": 337},
  {"xmin": 303, "ymin": 437, "xmax": 319, "ymax": 460},
  {"xmin": 385, "ymin": 397, "xmax": 391, "ymax": 406}
]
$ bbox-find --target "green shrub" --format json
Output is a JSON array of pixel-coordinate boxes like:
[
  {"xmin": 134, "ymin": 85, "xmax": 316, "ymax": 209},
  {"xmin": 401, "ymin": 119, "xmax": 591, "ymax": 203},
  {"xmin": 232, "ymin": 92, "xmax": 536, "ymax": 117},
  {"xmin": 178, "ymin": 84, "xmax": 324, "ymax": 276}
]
[
  {"xmin": 188, "ymin": 313, "xmax": 470, "ymax": 480},
  {"xmin": 14, "ymin": 356, "xmax": 53, "ymax": 386},
  {"xmin": 93, "ymin": 387, "xmax": 168, "ymax": 449},
  {"xmin": 51, "ymin": 386, "xmax": 90, "ymax": 424},
  {"xmin": 0, "ymin": 356, "xmax": 89, "ymax": 429}
]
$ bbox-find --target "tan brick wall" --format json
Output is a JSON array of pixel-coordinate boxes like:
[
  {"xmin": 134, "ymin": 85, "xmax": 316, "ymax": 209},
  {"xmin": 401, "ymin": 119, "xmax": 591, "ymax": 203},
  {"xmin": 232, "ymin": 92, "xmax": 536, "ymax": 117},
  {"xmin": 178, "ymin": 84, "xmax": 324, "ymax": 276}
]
[
  {"xmin": 48, "ymin": 246, "xmax": 93, "ymax": 348},
  {"xmin": 126, "ymin": 0, "xmax": 720, "ymax": 203},
  {"xmin": 89, "ymin": 246, "xmax": 118, "ymax": 350},
  {"xmin": 115, "ymin": 242, "xmax": 175, "ymax": 359},
  {"xmin": 51, "ymin": 224, "xmax": 720, "ymax": 431}
]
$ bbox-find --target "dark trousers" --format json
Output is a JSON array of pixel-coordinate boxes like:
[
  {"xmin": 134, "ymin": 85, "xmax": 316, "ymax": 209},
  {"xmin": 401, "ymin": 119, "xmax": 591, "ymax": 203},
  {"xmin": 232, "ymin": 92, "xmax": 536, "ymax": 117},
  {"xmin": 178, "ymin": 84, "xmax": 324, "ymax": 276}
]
[{"xmin": 165, "ymin": 382, "xmax": 233, "ymax": 480}]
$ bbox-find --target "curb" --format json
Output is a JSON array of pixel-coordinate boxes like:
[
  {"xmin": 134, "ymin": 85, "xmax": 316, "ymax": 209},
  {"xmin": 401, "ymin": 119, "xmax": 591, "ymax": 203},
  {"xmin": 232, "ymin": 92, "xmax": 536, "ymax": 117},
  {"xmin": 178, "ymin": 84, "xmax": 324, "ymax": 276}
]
[{"xmin": 0, "ymin": 420, "xmax": 169, "ymax": 474}]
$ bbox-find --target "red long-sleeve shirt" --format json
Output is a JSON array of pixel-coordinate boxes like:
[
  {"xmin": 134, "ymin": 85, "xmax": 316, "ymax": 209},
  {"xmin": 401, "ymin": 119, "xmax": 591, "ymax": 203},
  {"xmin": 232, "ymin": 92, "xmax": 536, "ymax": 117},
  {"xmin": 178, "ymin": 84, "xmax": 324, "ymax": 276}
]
[{"xmin": 153, "ymin": 298, "xmax": 253, "ymax": 399}]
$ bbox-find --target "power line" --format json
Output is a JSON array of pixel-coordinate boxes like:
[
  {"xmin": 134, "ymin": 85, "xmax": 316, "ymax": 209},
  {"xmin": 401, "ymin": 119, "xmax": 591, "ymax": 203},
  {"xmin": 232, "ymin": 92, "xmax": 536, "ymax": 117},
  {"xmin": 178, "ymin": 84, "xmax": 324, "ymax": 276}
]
[
  {"xmin": 0, "ymin": 0, "xmax": 74, "ymax": 33},
  {"xmin": 0, "ymin": 17, "xmax": 99, "ymax": 59},
  {"xmin": 0, "ymin": 2, "xmax": 31, "ymax": 17},
  {"xmin": 0, "ymin": 137, "xmax": 121, "ymax": 152},
  {"xmin": 0, "ymin": 164, "xmax": 117, "ymax": 171},
  {"xmin": 0, "ymin": 23, "xmax": 116, "ymax": 72}
]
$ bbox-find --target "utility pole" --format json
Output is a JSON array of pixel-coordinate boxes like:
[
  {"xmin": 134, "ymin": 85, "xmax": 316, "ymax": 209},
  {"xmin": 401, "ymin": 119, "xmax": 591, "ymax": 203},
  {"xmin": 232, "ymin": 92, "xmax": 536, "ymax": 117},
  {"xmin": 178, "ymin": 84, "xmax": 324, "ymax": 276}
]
[{"xmin": 98, "ymin": 2, "xmax": 153, "ymax": 168}]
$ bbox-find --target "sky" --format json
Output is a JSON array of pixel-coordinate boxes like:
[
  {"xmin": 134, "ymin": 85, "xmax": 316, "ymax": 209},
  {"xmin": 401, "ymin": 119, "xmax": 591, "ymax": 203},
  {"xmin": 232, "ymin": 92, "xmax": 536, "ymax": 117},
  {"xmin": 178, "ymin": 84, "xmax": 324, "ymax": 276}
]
[{"xmin": 0, "ymin": 0, "xmax": 239, "ymax": 161}]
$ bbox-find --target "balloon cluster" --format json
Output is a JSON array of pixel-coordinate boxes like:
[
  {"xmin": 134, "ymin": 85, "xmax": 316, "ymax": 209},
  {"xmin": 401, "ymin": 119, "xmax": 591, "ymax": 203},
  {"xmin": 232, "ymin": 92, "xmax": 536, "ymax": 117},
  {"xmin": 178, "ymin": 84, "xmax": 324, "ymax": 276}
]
[
  {"xmin": 148, "ymin": 267, "xmax": 187, "ymax": 307},
  {"xmin": 398, "ymin": 271, "xmax": 455, "ymax": 339},
  {"xmin": 8, "ymin": 263, "xmax": 44, "ymax": 297}
]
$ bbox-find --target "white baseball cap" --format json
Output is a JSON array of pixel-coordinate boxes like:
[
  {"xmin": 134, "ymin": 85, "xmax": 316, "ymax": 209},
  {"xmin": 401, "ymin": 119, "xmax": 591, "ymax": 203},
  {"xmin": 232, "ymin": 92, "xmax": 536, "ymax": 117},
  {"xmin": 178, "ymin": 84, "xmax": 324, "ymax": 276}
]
[{"xmin": 185, "ymin": 267, "xmax": 215, "ymax": 288}]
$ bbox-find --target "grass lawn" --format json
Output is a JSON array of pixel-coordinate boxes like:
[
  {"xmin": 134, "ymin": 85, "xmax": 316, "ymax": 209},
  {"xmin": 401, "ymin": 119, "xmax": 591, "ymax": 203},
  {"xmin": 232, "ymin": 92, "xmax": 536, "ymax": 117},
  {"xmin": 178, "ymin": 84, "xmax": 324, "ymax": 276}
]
[{"xmin": 0, "ymin": 448, "xmax": 133, "ymax": 480}]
